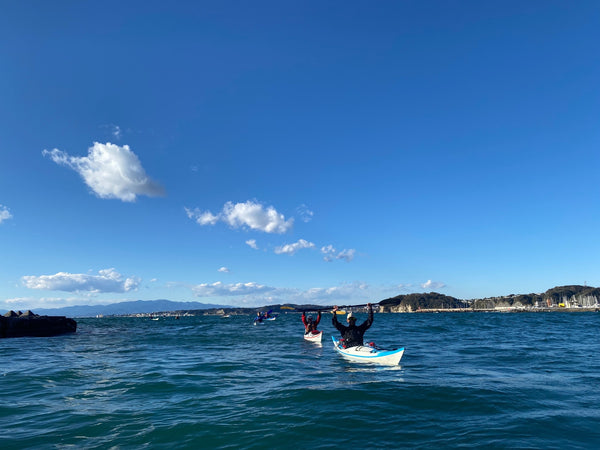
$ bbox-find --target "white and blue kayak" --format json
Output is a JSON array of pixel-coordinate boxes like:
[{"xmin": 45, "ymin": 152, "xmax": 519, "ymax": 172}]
[{"xmin": 332, "ymin": 336, "xmax": 404, "ymax": 365}]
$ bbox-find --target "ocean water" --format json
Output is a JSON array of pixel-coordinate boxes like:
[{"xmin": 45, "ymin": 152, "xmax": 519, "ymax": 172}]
[{"xmin": 1, "ymin": 311, "xmax": 599, "ymax": 449}]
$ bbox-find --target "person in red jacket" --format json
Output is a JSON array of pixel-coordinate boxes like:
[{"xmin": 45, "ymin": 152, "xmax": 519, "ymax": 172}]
[{"xmin": 302, "ymin": 311, "xmax": 321, "ymax": 335}]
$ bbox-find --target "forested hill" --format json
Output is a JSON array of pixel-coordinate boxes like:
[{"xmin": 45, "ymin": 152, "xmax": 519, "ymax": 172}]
[
  {"xmin": 379, "ymin": 292, "xmax": 468, "ymax": 312},
  {"xmin": 379, "ymin": 285, "xmax": 600, "ymax": 311}
]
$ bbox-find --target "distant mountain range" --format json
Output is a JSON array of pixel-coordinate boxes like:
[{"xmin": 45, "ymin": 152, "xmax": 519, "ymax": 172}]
[{"xmin": 29, "ymin": 300, "xmax": 227, "ymax": 318}]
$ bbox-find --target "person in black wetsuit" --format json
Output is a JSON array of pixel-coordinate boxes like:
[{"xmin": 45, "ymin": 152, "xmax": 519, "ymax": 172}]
[
  {"xmin": 254, "ymin": 312, "xmax": 264, "ymax": 324},
  {"xmin": 301, "ymin": 311, "xmax": 321, "ymax": 334},
  {"xmin": 332, "ymin": 303, "xmax": 373, "ymax": 348}
]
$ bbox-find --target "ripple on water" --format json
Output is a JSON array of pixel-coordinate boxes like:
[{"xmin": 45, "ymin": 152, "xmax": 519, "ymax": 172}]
[{"xmin": 2, "ymin": 313, "xmax": 600, "ymax": 448}]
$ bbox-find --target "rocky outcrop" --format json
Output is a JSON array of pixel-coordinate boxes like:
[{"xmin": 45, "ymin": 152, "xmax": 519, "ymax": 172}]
[{"xmin": 0, "ymin": 310, "xmax": 77, "ymax": 338}]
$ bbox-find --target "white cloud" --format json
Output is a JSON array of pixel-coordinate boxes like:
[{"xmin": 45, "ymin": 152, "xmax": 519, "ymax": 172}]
[
  {"xmin": 321, "ymin": 245, "xmax": 356, "ymax": 262},
  {"xmin": 43, "ymin": 142, "xmax": 165, "ymax": 202},
  {"xmin": 296, "ymin": 204, "xmax": 314, "ymax": 223},
  {"xmin": 2, "ymin": 295, "xmax": 121, "ymax": 311},
  {"xmin": 186, "ymin": 200, "xmax": 293, "ymax": 234},
  {"xmin": 100, "ymin": 124, "xmax": 123, "ymax": 140},
  {"xmin": 246, "ymin": 239, "xmax": 259, "ymax": 250},
  {"xmin": 111, "ymin": 125, "xmax": 122, "ymax": 139},
  {"xmin": 192, "ymin": 281, "xmax": 274, "ymax": 297},
  {"xmin": 185, "ymin": 207, "xmax": 219, "ymax": 225},
  {"xmin": 218, "ymin": 267, "xmax": 230, "ymax": 273},
  {"xmin": 21, "ymin": 268, "xmax": 140, "ymax": 293},
  {"xmin": 3, "ymin": 296, "xmax": 78, "ymax": 310},
  {"xmin": 274, "ymin": 239, "xmax": 315, "ymax": 255},
  {"xmin": 4, "ymin": 297, "xmax": 37, "ymax": 305},
  {"xmin": 336, "ymin": 249, "xmax": 356, "ymax": 262},
  {"xmin": 301, "ymin": 281, "xmax": 370, "ymax": 301},
  {"xmin": 0, "ymin": 205, "xmax": 13, "ymax": 224},
  {"xmin": 321, "ymin": 245, "xmax": 335, "ymax": 260},
  {"xmin": 421, "ymin": 280, "xmax": 446, "ymax": 291},
  {"xmin": 189, "ymin": 279, "xmax": 371, "ymax": 305}
]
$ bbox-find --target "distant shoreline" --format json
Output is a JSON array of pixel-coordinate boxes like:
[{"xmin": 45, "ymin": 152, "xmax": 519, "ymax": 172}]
[
  {"xmin": 403, "ymin": 307, "xmax": 600, "ymax": 313},
  {"xmin": 110, "ymin": 306, "xmax": 600, "ymax": 319}
]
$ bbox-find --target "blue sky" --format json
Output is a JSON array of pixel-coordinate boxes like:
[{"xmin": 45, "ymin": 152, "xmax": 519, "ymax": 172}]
[{"xmin": 1, "ymin": 1, "xmax": 599, "ymax": 311}]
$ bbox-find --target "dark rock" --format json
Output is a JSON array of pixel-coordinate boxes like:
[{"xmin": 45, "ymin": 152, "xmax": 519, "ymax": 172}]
[{"xmin": 0, "ymin": 310, "xmax": 77, "ymax": 338}]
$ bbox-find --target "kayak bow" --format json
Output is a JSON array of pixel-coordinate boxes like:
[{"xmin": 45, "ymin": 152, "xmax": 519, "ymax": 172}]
[{"xmin": 303, "ymin": 330, "xmax": 323, "ymax": 342}]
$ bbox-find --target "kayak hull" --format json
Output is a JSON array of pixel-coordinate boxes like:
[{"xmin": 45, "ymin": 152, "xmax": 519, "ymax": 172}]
[
  {"xmin": 331, "ymin": 336, "xmax": 404, "ymax": 365},
  {"xmin": 303, "ymin": 331, "xmax": 323, "ymax": 342}
]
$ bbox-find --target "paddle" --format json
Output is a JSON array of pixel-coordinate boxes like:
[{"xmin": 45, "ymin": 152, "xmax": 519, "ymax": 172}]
[
  {"xmin": 295, "ymin": 303, "xmax": 379, "ymax": 313},
  {"xmin": 335, "ymin": 302, "xmax": 378, "ymax": 310}
]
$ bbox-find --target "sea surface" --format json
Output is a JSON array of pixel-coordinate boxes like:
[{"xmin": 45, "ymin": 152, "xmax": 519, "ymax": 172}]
[{"xmin": 1, "ymin": 311, "xmax": 599, "ymax": 449}]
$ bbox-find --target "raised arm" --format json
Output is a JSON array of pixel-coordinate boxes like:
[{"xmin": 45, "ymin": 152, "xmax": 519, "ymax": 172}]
[
  {"xmin": 361, "ymin": 303, "xmax": 374, "ymax": 331},
  {"xmin": 331, "ymin": 305, "xmax": 342, "ymax": 330}
]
